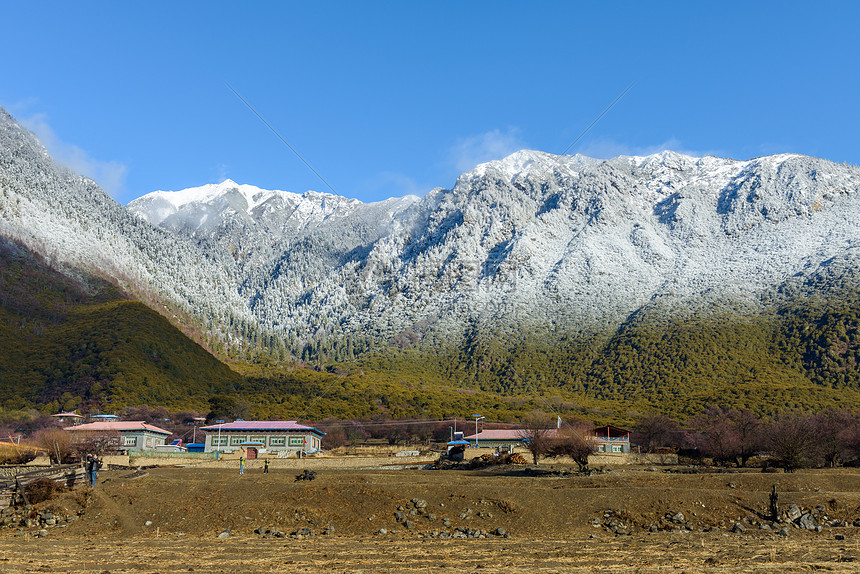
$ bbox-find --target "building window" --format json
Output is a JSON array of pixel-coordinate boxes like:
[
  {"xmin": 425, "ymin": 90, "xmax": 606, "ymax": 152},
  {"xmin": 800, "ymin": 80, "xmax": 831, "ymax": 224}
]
[
  {"xmin": 597, "ymin": 444, "xmax": 605, "ymax": 452},
  {"xmin": 269, "ymin": 436, "xmax": 285, "ymax": 446},
  {"xmin": 288, "ymin": 436, "xmax": 305, "ymax": 447},
  {"xmin": 211, "ymin": 436, "xmax": 227, "ymax": 446},
  {"xmin": 230, "ymin": 435, "xmax": 246, "ymax": 446},
  {"xmin": 612, "ymin": 444, "xmax": 623, "ymax": 453},
  {"xmin": 123, "ymin": 436, "xmax": 136, "ymax": 447},
  {"xmin": 249, "ymin": 435, "xmax": 266, "ymax": 445}
]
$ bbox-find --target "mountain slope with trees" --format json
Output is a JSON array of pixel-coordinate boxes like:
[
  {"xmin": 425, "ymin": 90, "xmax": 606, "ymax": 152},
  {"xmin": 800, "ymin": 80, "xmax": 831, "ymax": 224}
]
[
  {"xmin": 0, "ymin": 236, "xmax": 243, "ymax": 412},
  {"xmin": 2, "ymin": 106, "xmax": 860, "ymax": 421}
]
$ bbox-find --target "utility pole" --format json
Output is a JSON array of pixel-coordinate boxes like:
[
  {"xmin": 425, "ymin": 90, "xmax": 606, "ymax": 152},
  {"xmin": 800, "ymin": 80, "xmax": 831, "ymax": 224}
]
[
  {"xmin": 216, "ymin": 420, "xmax": 225, "ymax": 456},
  {"xmin": 472, "ymin": 414, "xmax": 484, "ymax": 447}
]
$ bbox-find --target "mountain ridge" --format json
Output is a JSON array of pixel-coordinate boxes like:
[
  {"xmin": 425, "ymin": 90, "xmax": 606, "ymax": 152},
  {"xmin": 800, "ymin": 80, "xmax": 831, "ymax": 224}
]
[
  {"xmin": 129, "ymin": 146, "xmax": 860, "ymax": 366},
  {"xmin": 3, "ymin": 87, "xmax": 854, "ymax": 362},
  {"xmin": 5, "ymin": 106, "xmax": 860, "ymax": 418}
]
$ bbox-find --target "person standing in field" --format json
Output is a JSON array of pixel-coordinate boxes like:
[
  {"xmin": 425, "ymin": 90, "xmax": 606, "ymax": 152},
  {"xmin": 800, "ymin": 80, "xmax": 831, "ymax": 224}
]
[
  {"xmin": 239, "ymin": 456, "xmax": 245, "ymax": 475},
  {"xmin": 263, "ymin": 458, "xmax": 270, "ymax": 474},
  {"xmin": 86, "ymin": 454, "xmax": 102, "ymax": 487}
]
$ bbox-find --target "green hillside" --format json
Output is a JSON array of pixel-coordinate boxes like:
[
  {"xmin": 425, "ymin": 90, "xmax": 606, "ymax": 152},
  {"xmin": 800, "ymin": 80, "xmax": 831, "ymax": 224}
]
[
  {"xmin": 0, "ymin": 237, "xmax": 243, "ymax": 413},
  {"xmin": 3, "ymin": 233, "xmax": 860, "ymax": 424},
  {"xmin": 337, "ymin": 301, "xmax": 860, "ymax": 422}
]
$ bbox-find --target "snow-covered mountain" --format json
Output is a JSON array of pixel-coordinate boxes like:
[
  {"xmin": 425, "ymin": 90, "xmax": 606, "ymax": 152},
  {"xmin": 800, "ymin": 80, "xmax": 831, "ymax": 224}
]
[
  {"xmin": 4, "ymin": 105, "xmax": 860, "ymax": 362},
  {"xmin": 129, "ymin": 147, "xmax": 860, "ymax": 358}
]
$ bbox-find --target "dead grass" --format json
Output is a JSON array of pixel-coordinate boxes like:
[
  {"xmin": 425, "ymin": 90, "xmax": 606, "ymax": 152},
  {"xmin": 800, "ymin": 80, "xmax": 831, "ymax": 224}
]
[
  {"xmin": 2, "ymin": 462, "xmax": 860, "ymax": 572},
  {"xmin": 23, "ymin": 477, "xmax": 66, "ymax": 505}
]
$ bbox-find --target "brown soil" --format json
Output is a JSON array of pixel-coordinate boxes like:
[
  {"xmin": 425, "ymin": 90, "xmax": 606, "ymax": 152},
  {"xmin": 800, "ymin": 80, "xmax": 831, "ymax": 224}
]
[{"xmin": 2, "ymin": 461, "xmax": 860, "ymax": 572}]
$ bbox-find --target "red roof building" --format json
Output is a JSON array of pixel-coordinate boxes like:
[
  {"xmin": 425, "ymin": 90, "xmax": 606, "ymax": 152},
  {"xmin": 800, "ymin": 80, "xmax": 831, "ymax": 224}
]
[{"xmin": 589, "ymin": 425, "xmax": 631, "ymax": 453}]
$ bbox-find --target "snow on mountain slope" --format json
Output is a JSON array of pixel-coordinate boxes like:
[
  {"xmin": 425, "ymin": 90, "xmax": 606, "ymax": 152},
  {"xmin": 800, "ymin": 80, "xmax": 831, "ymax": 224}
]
[
  {"xmin": 129, "ymin": 180, "xmax": 384, "ymax": 231},
  {"xmin": 0, "ymin": 107, "xmax": 255, "ymax": 350},
  {"xmin": 340, "ymin": 150, "xmax": 860, "ymax": 342},
  {"xmin": 129, "ymin": 145, "xmax": 860, "ymax": 358},
  {"xmin": 4, "ymin": 103, "xmax": 860, "ymax": 361}
]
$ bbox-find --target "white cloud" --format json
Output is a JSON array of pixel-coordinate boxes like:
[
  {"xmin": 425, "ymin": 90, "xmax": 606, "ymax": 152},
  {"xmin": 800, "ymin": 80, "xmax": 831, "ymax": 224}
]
[
  {"xmin": 19, "ymin": 113, "xmax": 128, "ymax": 199},
  {"xmin": 212, "ymin": 163, "xmax": 231, "ymax": 184},
  {"xmin": 574, "ymin": 137, "xmax": 724, "ymax": 160},
  {"xmin": 364, "ymin": 171, "xmax": 429, "ymax": 201},
  {"xmin": 448, "ymin": 128, "xmax": 527, "ymax": 173}
]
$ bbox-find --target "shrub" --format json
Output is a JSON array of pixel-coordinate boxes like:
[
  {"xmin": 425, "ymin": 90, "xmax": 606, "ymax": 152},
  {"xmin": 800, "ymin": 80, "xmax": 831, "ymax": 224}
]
[{"xmin": 25, "ymin": 478, "xmax": 66, "ymax": 504}]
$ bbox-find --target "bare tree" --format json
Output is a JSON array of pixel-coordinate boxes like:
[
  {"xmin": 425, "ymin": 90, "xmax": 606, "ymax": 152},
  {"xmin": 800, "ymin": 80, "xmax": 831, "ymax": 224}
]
[
  {"xmin": 731, "ymin": 408, "xmax": 762, "ymax": 467},
  {"xmin": 517, "ymin": 411, "xmax": 556, "ymax": 465},
  {"xmin": 814, "ymin": 408, "xmax": 860, "ymax": 467},
  {"xmin": 766, "ymin": 412, "xmax": 818, "ymax": 472},
  {"xmin": 690, "ymin": 406, "xmax": 761, "ymax": 467},
  {"xmin": 632, "ymin": 413, "xmax": 681, "ymax": 453},
  {"xmin": 319, "ymin": 419, "xmax": 348, "ymax": 449},
  {"xmin": 73, "ymin": 431, "xmax": 122, "ymax": 457},
  {"xmin": 343, "ymin": 420, "xmax": 369, "ymax": 444},
  {"xmin": 690, "ymin": 406, "xmax": 738, "ymax": 465},
  {"xmin": 33, "ymin": 429, "xmax": 72, "ymax": 464},
  {"xmin": 546, "ymin": 422, "xmax": 595, "ymax": 473}
]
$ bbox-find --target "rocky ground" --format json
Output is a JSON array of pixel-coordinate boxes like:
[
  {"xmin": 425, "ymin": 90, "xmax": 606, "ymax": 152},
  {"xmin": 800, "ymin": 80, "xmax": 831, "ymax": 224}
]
[{"xmin": 1, "ymin": 461, "xmax": 860, "ymax": 572}]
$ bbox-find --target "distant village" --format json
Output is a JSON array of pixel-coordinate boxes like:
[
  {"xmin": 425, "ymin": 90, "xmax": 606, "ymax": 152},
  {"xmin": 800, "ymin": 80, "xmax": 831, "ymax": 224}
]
[
  {"xmin": 4, "ymin": 405, "xmax": 858, "ymax": 473},
  {"xmin": 11, "ymin": 409, "xmax": 648, "ymax": 469}
]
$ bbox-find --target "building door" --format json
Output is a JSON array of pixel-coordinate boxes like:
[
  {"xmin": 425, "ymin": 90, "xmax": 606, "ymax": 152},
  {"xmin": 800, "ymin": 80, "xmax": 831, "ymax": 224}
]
[{"xmin": 247, "ymin": 447, "xmax": 258, "ymax": 459}]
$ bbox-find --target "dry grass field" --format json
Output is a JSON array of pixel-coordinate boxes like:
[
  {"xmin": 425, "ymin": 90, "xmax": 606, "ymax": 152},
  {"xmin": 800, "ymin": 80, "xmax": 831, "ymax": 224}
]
[{"xmin": 1, "ymin": 459, "xmax": 860, "ymax": 573}]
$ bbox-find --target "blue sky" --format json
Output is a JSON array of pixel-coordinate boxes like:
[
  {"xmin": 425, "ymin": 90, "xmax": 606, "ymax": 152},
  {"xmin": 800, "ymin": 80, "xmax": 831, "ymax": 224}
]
[{"xmin": 2, "ymin": 2, "xmax": 858, "ymax": 205}]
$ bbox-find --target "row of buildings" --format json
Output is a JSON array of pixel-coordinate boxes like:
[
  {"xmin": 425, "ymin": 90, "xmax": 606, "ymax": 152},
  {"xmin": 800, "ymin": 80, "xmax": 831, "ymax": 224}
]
[
  {"xmin": 451, "ymin": 425, "xmax": 632, "ymax": 456},
  {"xmin": 63, "ymin": 419, "xmax": 326, "ymax": 458},
  {"xmin": 61, "ymin": 416, "xmax": 631, "ymax": 458},
  {"xmin": 461, "ymin": 425, "xmax": 632, "ymax": 453}
]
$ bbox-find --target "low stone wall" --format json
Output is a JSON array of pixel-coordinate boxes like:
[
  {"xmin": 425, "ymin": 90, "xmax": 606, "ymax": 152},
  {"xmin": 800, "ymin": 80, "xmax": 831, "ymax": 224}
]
[
  {"xmin": 104, "ymin": 448, "xmax": 676, "ymax": 470},
  {"xmin": 188, "ymin": 455, "xmax": 440, "ymax": 470},
  {"xmin": 140, "ymin": 456, "xmax": 215, "ymax": 466},
  {"xmin": 326, "ymin": 445, "xmax": 435, "ymax": 456},
  {"xmin": 123, "ymin": 453, "xmax": 218, "ymax": 467},
  {"xmin": 0, "ymin": 465, "xmax": 52, "ymax": 478},
  {"xmin": 103, "ymin": 454, "xmax": 131, "ymax": 467},
  {"xmin": 1, "ymin": 506, "xmax": 79, "ymax": 537},
  {"xmin": 589, "ymin": 452, "xmax": 678, "ymax": 466}
]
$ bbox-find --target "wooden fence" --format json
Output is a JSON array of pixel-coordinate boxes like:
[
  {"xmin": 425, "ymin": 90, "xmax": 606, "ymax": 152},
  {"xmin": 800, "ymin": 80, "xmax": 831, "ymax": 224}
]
[{"xmin": 0, "ymin": 463, "xmax": 85, "ymax": 507}]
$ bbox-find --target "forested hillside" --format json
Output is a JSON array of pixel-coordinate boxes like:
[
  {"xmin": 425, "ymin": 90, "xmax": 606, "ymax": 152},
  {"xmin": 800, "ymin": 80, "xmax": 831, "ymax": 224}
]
[
  {"xmin": 0, "ymin": 237, "xmax": 243, "ymax": 413},
  {"xmin": 3, "ymin": 225, "xmax": 860, "ymax": 423}
]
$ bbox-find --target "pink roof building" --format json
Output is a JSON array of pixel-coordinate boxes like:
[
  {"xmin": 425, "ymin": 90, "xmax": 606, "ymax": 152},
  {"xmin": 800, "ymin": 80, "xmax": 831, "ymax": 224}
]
[
  {"xmin": 199, "ymin": 420, "xmax": 325, "ymax": 455},
  {"xmin": 67, "ymin": 421, "xmax": 172, "ymax": 452},
  {"xmin": 67, "ymin": 421, "xmax": 171, "ymax": 434}
]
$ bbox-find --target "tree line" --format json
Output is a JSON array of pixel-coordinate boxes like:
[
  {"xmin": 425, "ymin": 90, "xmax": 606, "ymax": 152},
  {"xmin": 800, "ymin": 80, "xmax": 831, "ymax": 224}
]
[
  {"xmin": 631, "ymin": 406, "xmax": 860, "ymax": 471},
  {"xmin": 5, "ymin": 402, "xmax": 860, "ymax": 474}
]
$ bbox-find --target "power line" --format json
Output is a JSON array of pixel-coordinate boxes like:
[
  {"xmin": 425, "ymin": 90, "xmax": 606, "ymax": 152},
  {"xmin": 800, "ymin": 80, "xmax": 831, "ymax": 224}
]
[
  {"xmin": 558, "ymin": 81, "xmax": 637, "ymax": 157},
  {"xmin": 316, "ymin": 418, "xmax": 455, "ymax": 429},
  {"xmin": 225, "ymin": 82, "xmax": 339, "ymax": 196}
]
